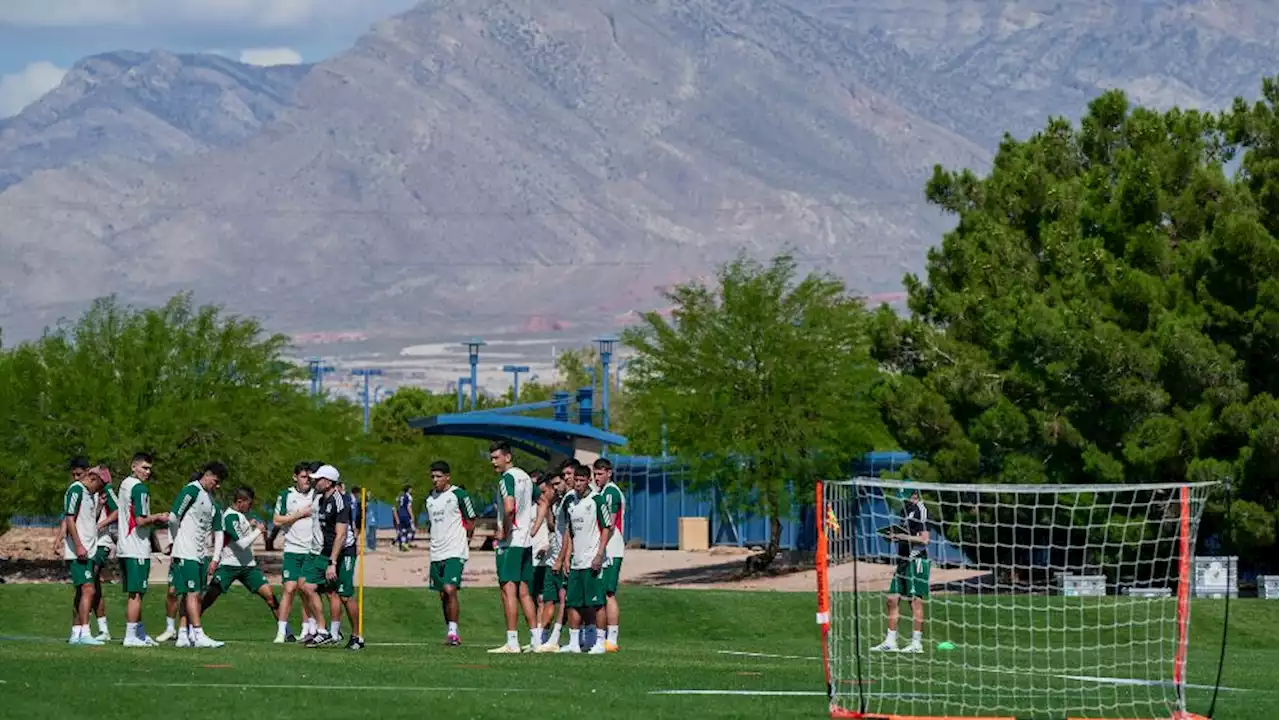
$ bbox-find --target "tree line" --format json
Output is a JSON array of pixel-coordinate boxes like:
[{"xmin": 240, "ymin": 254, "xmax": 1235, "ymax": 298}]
[{"xmin": 2, "ymin": 79, "xmax": 1274, "ymax": 571}]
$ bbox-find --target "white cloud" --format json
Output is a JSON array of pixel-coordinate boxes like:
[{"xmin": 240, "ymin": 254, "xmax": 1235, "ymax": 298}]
[
  {"xmin": 0, "ymin": 1, "xmax": 417, "ymax": 29},
  {"xmin": 239, "ymin": 47, "xmax": 304, "ymax": 67},
  {"xmin": 0, "ymin": 61, "xmax": 67, "ymax": 118}
]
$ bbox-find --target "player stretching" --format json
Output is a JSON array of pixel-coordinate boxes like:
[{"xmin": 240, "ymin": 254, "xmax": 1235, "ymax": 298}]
[
  {"xmin": 488, "ymin": 441, "xmax": 539, "ymax": 654},
  {"xmin": 561, "ymin": 463, "xmax": 612, "ymax": 654},
  {"xmin": 425, "ymin": 461, "xmax": 477, "ymax": 647},
  {"xmin": 117, "ymin": 453, "xmax": 167, "ymax": 646},
  {"xmin": 873, "ymin": 487, "xmax": 930, "ymax": 654},
  {"xmin": 312, "ymin": 465, "xmax": 363, "ymax": 649},
  {"xmin": 534, "ymin": 465, "xmax": 568, "ymax": 652},
  {"xmin": 169, "ymin": 462, "xmax": 227, "ymax": 648},
  {"xmin": 203, "ymin": 487, "xmax": 283, "ymax": 633},
  {"xmin": 394, "ymin": 484, "xmax": 415, "ymax": 551},
  {"xmin": 273, "ymin": 463, "xmax": 322, "ymax": 643},
  {"xmin": 63, "ymin": 464, "xmax": 106, "ymax": 645},
  {"xmin": 593, "ymin": 458, "xmax": 626, "ymax": 652}
]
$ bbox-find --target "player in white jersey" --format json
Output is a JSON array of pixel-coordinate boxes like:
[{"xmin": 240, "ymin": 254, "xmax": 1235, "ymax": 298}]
[
  {"xmin": 202, "ymin": 486, "xmax": 283, "ymax": 633},
  {"xmin": 593, "ymin": 458, "xmax": 626, "ymax": 651},
  {"xmin": 560, "ymin": 463, "xmax": 613, "ymax": 654},
  {"xmin": 273, "ymin": 462, "xmax": 323, "ymax": 643},
  {"xmin": 424, "ymin": 460, "xmax": 477, "ymax": 646},
  {"xmin": 117, "ymin": 453, "xmax": 169, "ymax": 646},
  {"xmin": 534, "ymin": 463, "xmax": 571, "ymax": 652},
  {"xmin": 168, "ymin": 461, "xmax": 226, "ymax": 648},
  {"xmin": 90, "ymin": 465, "xmax": 120, "ymax": 641},
  {"xmin": 63, "ymin": 465, "xmax": 106, "ymax": 645},
  {"xmin": 487, "ymin": 441, "xmax": 539, "ymax": 653}
]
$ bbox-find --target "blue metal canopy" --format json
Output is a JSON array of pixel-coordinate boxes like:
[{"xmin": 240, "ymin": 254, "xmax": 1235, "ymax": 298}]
[{"xmin": 407, "ymin": 412, "xmax": 628, "ymax": 460}]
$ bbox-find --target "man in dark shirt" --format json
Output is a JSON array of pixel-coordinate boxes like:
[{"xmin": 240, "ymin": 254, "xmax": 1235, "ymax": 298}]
[
  {"xmin": 873, "ymin": 486, "xmax": 930, "ymax": 654},
  {"xmin": 309, "ymin": 465, "xmax": 362, "ymax": 649},
  {"xmin": 394, "ymin": 484, "xmax": 415, "ymax": 551}
]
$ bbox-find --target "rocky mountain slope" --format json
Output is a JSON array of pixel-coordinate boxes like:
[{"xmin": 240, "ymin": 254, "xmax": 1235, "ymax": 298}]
[{"xmin": 0, "ymin": 0, "xmax": 1272, "ymax": 340}]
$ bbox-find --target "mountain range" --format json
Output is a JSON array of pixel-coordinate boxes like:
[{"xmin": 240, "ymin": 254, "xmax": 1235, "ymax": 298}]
[{"xmin": 0, "ymin": 0, "xmax": 1273, "ymax": 341}]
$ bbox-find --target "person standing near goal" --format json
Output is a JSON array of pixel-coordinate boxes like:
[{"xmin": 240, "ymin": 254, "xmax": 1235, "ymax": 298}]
[
  {"xmin": 873, "ymin": 487, "xmax": 930, "ymax": 654},
  {"xmin": 425, "ymin": 460, "xmax": 477, "ymax": 647}
]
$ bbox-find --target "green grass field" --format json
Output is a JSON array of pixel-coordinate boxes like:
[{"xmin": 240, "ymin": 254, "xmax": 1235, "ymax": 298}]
[{"xmin": 0, "ymin": 584, "xmax": 1273, "ymax": 719}]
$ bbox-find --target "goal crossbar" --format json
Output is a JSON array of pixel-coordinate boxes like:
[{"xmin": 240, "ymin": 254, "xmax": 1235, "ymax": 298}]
[{"xmin": 815, "ymin": 478, "xmax": 1217, "ymax": 720}]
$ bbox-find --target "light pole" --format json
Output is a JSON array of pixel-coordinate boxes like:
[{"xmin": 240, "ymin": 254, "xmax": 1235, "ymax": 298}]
[
  {"xmin": 463, "ymin": 339, "xmax": 486, "ymax": 411},
  {"xmin": 502, "ymin": 365, "xmax": 530, "ymax": 403},
  {"xmin": 595, "ymin": 336, "xmax": 617, "ymax": 432},
  {"xmin": 307, "ymin": 357, "xmax": 335, "ymax": 398},
  {"xmin": 352, "ymin": 368, "xmax": 384, "ymax": 433},
  {"xmin": 456, "ymin": 376, "xmax": 472, "ymax": 412}
]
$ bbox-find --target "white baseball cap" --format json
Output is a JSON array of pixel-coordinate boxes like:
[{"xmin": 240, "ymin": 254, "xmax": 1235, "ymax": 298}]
[{"xmin": 312, "ymin": 464, "xmax": 340, "ymax": 482}]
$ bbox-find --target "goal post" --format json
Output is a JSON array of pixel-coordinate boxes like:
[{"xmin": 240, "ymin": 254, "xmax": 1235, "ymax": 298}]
[{"xmin": 815, "ymin": 477, "xmax": 1218, "ymax": 720}]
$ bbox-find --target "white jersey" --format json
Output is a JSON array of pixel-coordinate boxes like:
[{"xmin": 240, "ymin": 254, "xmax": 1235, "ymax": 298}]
[
  {"xmin": 598, "ymin": 481, "xmax": 626, "ymax": 559},
  {"xmin": 532, "ymin": 502, "xmax": 551, "ymax": 567},
  {"xmin": 95, "ymin": 485, "xmax": 121, "ymax": 552},
  {"xmin": 568, "ymin": 490, "xmax": 613, "ymax": 571},
  {"xmin": 425, "ymin": 485, "xmax": 478, "ymax": 561},
  {"xmin": 116, "ymin": 475, "xmax": 154, "ymax": 559},
  {"xmin": 496, "ymin": 467, "xmax": 535, "ymax": 549},
  {"xmin": 169, "ymin": 481, "xmax": 216, "ymax": 561},
  {"xmin": 273, "ymin": 486, "xmax": 315, "ymax": 555},
  {"xmin": 218, "ymin": 508, "xmax": 262, "ymax": 567},
  {"xmin": 62, "ymin": 481, "xmax": 101, "ymax": 560}
]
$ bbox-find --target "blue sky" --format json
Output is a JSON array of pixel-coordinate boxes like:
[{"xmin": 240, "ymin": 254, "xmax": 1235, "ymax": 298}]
[{"xmin": 0, "ymin": 0, "xmax": 422, "ymax": 116}]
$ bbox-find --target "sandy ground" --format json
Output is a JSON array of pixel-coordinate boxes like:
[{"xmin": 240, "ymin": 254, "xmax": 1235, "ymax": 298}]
[{"xmin": 0, "ymin": 527, "xmax": 985, "ymax": 592}]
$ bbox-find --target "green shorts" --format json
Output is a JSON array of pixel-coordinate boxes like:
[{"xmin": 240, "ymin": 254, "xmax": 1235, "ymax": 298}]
[
  {"xmin": 888, "ymin": 557, "xmax": 931, "ymax": 599},
  {"xmin": 119, "ymin": 557, "xmax": 151, "ymax": 594},
  {"xmin": 429, "ymin": 557, "xmax": 465, "ymax": 592},
  {"xmin": 540, "ymin": 569, "xmax": 565, "ymax": 603},
  {"xmin": 92, "ymin": 545, "xmax": 111, "ymax": 569},
  {"xmin": 67, "ymin": 558, "xmax": 94, "ymax": 587},
  {"xmin": 281, "ymin": 552, "xmax": 310, "ymax": 584},
  {"xmin": 566, "ymin": 568, "xmax": 605, "ymax": 609},
  {"xmin": 306, "ymin": 554, "xmax": 330, "ymax": 588},
  {"xmin": 495, "ymin": 546, "xmax": 533, "ymax": 586},
  {"xmin": 602, "ymin": 558, "xmax": 623, "ymax": 595},
  {"xmin": 335, "ymin": 555, "xmax": 357, "ymax": 598},
  {"xmin": 172, "ymin": 558, "xmax": 208, "ymax": 595},
  {"xmin": 214, "ymin": 565, "xmax": 268, "ymax": 594}
]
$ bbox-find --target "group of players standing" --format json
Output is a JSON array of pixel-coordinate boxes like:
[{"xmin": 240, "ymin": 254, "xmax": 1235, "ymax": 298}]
[
  {"xmin": 424, "ymin": 442, "xmax": 626, "ymax": 654},
  {"xmin": 59, "ymin": 453, "xmax": 365, "ymax": 650}
]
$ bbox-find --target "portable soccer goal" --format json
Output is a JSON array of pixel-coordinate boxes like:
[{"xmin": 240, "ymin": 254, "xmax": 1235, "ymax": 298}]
[{"xmin": 815, "ymin": 478, "xmax": 1219, "ymax": 720}]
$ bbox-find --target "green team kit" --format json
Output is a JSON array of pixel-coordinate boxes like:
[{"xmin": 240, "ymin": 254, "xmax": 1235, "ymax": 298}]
[{"xmin": 426, "ymin": 485, "xmax": 478, "ymax": 591}]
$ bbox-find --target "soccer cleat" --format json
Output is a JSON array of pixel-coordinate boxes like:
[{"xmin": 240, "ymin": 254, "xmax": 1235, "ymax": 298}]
[
  {"xmin": 79, "ymin": 634, "xmax": 105, "ymax": 646},
  {"xmin": 330, "ymin": 632, "xmax": 344, "ymax": 646},
  {"xmin": 304, "ymin": 632, "xmax": 332, "ymax": 648},
  {"xmin": 122, "ymin": 636, "xmax": 152, "ymax": 647},
  {"xmin": 487, "ymin": 644, "xmax": 520, "ymax": 654},
  {"xmin": 605, "ymin": 641, "xmax": 619, "ymax": 653},
  {"xmin": 155, "ymin": 628, "xmax": 177, "ymax": 643},
  {"xmin": 520, "ymin": 644, "xmax": 533, "ymax": 653},
  {"xmin": 175, "ymin": 633, "xmax": 192, "ymax": 648},
  {"xmin": 273, "ymin": 633, "xmax": 287, "ymax": 644},
  {"xmin": 871, "ymin": 640, "xmax": 898, "ymax": 652},
  {"xmin": 535, "ymin": 642, "xmax": 560, "ymax": 653},
  {"xmin": 901, "ymin": 642, "xmax": 924, "ymax": 654},
  {"xmin": 558, "ymin": 644, "xmax": 581, "ymax": 653},
  {"xmin": 193, "ymin": 634, "xmax": 224, "ymax": 649},
  {"xmin": 95, "ymin": 630, "xmax": 111, "ymax": 642},
  {"xmin": 588, "ymin": 644, "xmax": 606, "ymax": 655},
  {"xmin": 446, "ymin": 633, "xmax": 461, "ymax": 647},
  {"xmin": 346, "ymin": 636, "xmax": 365, "ymax": 652}
]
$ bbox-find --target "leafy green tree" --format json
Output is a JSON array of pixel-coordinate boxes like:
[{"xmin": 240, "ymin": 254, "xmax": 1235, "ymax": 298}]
[
  {"xmin": 871, "ymin": 79, "xmax": 1278, "ymax": 569},
  {"xmin": 623, "ymin": 254, "xmax": 892, "ymax": 570}
]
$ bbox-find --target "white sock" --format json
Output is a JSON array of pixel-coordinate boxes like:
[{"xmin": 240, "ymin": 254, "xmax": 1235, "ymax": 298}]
[
  {"xmin": 506, "ymin": 630, "xmax": 519, "ymax": 649},
  {"xmin": 885, "ymin": 629, "xmax": 898, "ymax": 644},
  {"xmin": 126, "ymin": 622, "xmax": 138, "ymax": 639},
  {"xmin": 97, "ymin": 617, "xmax": 109, "ymax": 633},
  {"xmin": 447, "ymin": 621, "xmax": 458, "ymax": 636},
  {"xmin": 330, "ymin": 621, "xmax": 341, "ymax": 637},
  {"xmin": 531, "ymin": 627, "xmax": 543, "ymax": 646},
  {"xmin": 607, "ymin": 625, "xmax": 618, "ymax": 644},
  {"xmin": 193, "ymin": 626, "xmax": 204, "ymax": 640},
  {"xmin": 550, "ymin": 623, "xmax": 562, "ymax": 644},
  {"xmin": 165, "ymin": 617, "xmax": 176, "ymax": 633},
  {"xmin": 305, "ymin": 618, "xmax": 316, "ymax": 635},
  {"xmin": 277, "ymin": 620, "xmax": 287, "ymax": 635},
  {"xmin": 568, "ymin": 628, "xmax": 580, "ymax": 649},
  {"xmin": 912, "ymin": 630, "xmax": 923, "ymax": 644},
  {"xmin": 72, "ymin": 625, "xmax": 84, "ymax": 639}
]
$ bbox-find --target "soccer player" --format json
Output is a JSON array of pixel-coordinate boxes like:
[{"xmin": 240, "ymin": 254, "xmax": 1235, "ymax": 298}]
[
  {"xmin": 311, "ymin": 465, "xmax": 362, "ymax": 649},
  {"xmin": 560, "ymin": 462, "xmax": 613, "ymax": 654},
  {"xmin": 394, "ymin": 484, "xmax": 415, "ymax": 551},
  {"xmin": 90, "ymin": 465, "xmax": 120, "ymax": 641},
  {"xmin": 528, "ymin": 470, "xmax": 555, "ymax": 649},
  {"xmin": 158, "ymin": 470, "xmax": 201, "ymax": 642},
  {"xmin": 63, "ymin": 463, "xmax": 106, "ymax": 645},
  {"xmin": 534, "ymin": 465, "xmax": 569, "ymax": 652},
  {"xmin": 593, "ymin": 458, "xmax": 626, "ymax": 652},
  {"xmin": 873, "ymin": 487, "xmax": 930, "ymax": 654},
  {"xmin": 487, "ymin": 440, "xmax": 539, "ymax": 654},
  {"xmin": 169, "ymin": 461, "xmax": 227, "ymax": 648},
  {"xmin": 424, "ymin": 460, "xmax": 477, "ymax": 647},
  {"xmin": 203, "ymin": 486, "xmax": 283, "ymax": 633},
  {"xmin": 116, "ymin": 452, "xmax": 168, "ymax": 647},
  {"xmin": 273, "ymin": 462, "xmax": 324, "ymax": 644}
]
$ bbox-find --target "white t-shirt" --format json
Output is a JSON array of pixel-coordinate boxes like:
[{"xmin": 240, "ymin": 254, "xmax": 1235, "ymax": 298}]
[
  {"xmin": 425, "ymin": 485, "xmax": 478, "ymax": 561},
  {"xmin": 568, "ymin": 490, "xmax": 613, "ymax": 571},
  {"xmin": 169, "ymin": 481, "xmax": 216, "ymax": 561},
  {"xmin": 62, "ymin": 481, "xmax": 100, "ymax": 560},
  {"xmin": 116, "ymin": 475, "xmax": 154, "ymax": 559},
  {"xmin": 496, "ymin": 467, "xmax": 535, "ymax": 549},
  {"xmin": 273, "ymin": 486, "xmax": 315, "ymax": 555},
  {"xmin": 218, "ymin": 508, "xmax": 262, "ymax": 567}
]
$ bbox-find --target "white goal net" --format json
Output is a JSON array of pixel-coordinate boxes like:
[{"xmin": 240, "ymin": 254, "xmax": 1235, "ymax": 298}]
[{"xmin": 815, "ymin": 478, "xmax": 1216, "ymax": 720}]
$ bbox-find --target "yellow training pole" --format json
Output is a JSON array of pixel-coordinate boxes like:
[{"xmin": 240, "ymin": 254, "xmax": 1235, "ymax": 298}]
[{"xmin": 358, "ymin": 488, "xmax": 366, "ymax": 637}]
